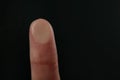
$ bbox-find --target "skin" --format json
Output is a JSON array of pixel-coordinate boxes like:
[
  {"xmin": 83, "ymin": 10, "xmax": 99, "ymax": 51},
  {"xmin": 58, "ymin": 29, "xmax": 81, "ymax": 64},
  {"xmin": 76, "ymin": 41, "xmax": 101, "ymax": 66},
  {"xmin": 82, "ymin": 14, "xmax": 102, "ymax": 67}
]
[{"xmin": 29, "ymin": 19, "xmax": 60, "ymax": 80}]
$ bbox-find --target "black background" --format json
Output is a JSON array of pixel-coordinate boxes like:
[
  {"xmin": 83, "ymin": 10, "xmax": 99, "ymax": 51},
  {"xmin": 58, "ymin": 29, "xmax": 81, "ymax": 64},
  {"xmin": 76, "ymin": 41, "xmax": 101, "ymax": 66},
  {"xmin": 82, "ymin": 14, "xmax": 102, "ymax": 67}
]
[{"xmin": 1, "ymin": 0, "xmax": 120, "ymax": 80}]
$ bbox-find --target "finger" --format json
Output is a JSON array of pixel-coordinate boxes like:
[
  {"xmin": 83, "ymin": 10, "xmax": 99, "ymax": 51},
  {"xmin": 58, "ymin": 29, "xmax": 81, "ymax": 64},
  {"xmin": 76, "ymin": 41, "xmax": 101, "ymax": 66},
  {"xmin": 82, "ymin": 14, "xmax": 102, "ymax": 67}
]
[{"xmin": 29, "ymin": 19, "xmax": 60, "ymax": 80}]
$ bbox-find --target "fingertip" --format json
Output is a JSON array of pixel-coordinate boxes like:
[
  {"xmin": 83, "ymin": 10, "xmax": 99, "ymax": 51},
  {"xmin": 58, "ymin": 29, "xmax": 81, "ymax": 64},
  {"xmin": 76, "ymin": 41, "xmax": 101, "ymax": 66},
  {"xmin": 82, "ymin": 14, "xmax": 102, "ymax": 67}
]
[{"xmin": 29, "ymin": 18, "xmax": 53, "ymax": 44}]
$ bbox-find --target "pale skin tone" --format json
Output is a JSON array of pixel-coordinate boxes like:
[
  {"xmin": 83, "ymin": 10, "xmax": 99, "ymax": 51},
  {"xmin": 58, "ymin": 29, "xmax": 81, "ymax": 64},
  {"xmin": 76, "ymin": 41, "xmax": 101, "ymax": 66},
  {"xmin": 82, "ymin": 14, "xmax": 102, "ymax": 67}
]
[{"xmin": 29, "ymin": 19, "xmax": 60, "ymax": 80}]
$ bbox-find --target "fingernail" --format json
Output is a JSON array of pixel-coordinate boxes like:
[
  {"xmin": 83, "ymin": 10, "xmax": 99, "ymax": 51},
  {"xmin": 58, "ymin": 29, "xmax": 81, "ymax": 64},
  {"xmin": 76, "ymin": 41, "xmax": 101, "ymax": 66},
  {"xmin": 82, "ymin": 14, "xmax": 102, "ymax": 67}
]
[{"xmin": 30, "ymin": 19, "xmax": 52, "ymax": 44}]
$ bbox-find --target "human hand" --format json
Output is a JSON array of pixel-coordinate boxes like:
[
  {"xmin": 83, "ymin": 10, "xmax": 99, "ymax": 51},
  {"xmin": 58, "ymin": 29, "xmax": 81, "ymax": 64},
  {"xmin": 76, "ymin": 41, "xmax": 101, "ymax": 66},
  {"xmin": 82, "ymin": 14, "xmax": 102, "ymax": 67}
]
[{"xmin": 29, "ymin": 19, "xmax": 60, "ymax": 80}]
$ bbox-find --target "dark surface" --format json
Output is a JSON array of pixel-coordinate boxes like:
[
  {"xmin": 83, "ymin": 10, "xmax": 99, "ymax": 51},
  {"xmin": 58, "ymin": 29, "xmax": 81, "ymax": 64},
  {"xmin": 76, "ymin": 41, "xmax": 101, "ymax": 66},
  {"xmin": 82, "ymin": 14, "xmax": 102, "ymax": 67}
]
[{"xmin": 1, "ymin": 0, "xmax": 120, "ymax": 80}]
